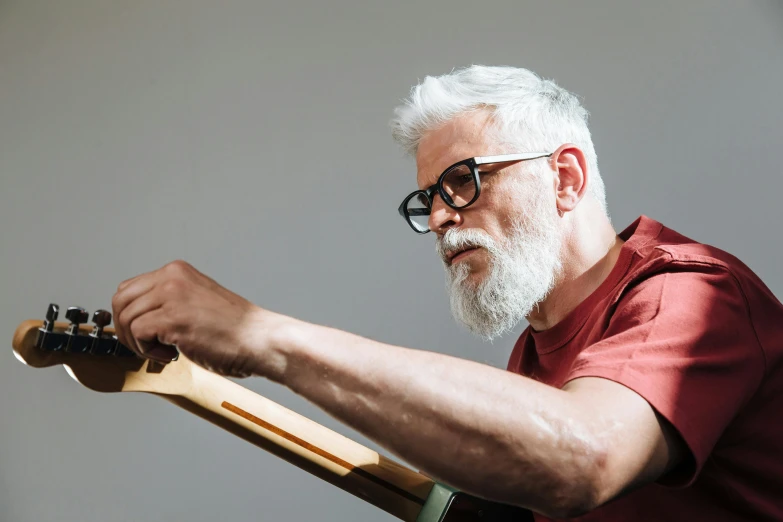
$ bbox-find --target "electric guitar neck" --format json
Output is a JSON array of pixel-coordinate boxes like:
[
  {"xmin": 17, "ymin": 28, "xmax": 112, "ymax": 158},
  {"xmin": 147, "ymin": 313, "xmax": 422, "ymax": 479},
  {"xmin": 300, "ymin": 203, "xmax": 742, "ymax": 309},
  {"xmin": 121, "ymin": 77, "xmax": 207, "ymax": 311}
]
[{"xmin": 13, "ymin": 304, "xmax": 533, "ymax": 522}]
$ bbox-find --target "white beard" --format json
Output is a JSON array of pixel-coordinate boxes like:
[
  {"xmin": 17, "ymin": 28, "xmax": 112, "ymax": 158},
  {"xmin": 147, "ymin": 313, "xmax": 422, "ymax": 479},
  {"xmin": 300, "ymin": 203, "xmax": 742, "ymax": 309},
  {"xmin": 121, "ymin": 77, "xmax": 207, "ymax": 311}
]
[{"xmin": 436, "ymin": 185, "xmax": 563, "ymax": 341}]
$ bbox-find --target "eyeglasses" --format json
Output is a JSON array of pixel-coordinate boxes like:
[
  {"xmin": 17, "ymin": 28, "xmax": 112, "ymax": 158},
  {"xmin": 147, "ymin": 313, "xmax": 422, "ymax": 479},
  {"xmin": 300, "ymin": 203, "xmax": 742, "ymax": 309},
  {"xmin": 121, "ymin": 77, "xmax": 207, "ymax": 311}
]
[{"xmin": 398, "ymin": 152, "xmax": 552, "ymax": 234}]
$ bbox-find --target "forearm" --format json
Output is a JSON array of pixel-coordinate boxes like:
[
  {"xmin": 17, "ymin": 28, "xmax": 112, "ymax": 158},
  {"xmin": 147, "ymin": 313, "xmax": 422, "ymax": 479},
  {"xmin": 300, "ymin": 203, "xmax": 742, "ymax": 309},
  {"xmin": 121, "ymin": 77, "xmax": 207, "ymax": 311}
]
[{"xmin": 257, "ymin": 316, "xmax": 604, "ymax": 516}]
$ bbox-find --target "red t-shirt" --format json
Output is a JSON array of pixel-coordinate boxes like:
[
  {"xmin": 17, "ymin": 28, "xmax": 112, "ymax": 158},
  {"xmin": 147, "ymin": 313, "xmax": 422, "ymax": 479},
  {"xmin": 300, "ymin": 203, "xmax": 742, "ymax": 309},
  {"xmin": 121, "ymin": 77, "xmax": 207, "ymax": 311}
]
[{"xmin": 506, "ymin": 216, "xmax": 783, "ymax": 520}]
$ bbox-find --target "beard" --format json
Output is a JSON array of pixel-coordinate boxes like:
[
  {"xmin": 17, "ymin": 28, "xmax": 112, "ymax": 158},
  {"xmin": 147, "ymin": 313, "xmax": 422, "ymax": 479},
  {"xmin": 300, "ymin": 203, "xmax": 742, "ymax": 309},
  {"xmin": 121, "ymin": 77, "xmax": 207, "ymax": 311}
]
[{"xmin": 436, "ymin": 183, "xmax": 563, "ymax": 341}]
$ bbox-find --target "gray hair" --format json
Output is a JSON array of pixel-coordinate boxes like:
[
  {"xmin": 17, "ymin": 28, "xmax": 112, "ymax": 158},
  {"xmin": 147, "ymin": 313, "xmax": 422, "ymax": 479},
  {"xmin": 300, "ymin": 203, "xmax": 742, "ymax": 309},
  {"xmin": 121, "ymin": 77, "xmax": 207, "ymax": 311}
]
[{"xmin": 390, "ymin": 65, "xmax": 607, "ymax": 214}]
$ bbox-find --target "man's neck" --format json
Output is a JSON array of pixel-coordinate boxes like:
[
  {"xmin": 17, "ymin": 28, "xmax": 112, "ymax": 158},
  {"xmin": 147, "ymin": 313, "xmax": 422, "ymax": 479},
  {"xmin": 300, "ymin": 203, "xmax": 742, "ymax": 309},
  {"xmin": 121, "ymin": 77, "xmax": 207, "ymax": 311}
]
[{"xmin": 527, "ymin": 210, "xmax": 624, "ymax": 332}]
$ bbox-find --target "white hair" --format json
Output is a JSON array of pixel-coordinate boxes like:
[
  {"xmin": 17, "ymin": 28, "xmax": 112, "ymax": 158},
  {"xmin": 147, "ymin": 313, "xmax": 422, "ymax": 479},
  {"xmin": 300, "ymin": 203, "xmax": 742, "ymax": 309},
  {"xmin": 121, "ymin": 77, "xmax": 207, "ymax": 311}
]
[{"xmin": 390, "ymin": 65, "xmax": 607, "ymax": 214}]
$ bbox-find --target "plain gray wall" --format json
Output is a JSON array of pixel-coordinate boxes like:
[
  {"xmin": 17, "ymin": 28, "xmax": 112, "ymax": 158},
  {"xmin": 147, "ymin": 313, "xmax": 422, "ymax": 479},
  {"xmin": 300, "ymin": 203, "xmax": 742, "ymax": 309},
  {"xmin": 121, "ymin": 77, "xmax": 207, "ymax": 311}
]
[{"xmin": 1, "ymin": 1, "xmax": 782, "ymax": 521}]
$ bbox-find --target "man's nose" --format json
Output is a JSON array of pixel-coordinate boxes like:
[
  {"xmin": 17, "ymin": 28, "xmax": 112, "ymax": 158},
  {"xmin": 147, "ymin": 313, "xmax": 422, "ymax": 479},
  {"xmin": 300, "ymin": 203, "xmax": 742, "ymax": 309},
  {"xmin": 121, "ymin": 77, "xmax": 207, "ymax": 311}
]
[{"xmin": 428, "ymin": 194, "xmax": 463, "ymax": 234}]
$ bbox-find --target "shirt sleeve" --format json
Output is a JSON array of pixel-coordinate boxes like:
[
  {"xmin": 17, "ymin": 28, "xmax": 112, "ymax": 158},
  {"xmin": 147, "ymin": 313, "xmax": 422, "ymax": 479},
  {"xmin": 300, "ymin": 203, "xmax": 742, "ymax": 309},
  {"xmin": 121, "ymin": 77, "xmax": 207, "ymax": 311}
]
[{"xmin": 564, "ymin": 261, "xmax": 765, "ymax": 488}]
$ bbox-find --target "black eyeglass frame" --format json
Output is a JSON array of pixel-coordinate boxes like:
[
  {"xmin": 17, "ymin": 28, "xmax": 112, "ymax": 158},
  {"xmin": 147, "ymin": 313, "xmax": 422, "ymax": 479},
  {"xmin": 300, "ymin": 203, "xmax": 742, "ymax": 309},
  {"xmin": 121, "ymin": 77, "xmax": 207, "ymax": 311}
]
[{"xmin": 397, "ymin": 152, "xmax": 553, "ymax": 234}]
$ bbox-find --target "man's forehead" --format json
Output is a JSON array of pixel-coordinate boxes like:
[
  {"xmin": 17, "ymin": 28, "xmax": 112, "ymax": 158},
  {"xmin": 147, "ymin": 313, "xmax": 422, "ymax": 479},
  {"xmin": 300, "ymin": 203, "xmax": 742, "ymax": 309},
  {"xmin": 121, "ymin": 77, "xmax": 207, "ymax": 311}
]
[{"xmin": 415, "ymin": 111, "xmax": 499, "ymax": 189}]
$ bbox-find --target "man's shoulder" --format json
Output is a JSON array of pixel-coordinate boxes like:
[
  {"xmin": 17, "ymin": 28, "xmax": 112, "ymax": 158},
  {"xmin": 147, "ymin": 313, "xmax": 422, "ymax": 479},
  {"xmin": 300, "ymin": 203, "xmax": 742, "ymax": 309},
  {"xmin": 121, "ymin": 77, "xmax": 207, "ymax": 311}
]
[
  {"xmin": 625, "ymin": 216, "xmax": 756, "ymax": 284},
  {"xmin": 621, "ymin": 217, "xmax": 783, "ymax": 352}
]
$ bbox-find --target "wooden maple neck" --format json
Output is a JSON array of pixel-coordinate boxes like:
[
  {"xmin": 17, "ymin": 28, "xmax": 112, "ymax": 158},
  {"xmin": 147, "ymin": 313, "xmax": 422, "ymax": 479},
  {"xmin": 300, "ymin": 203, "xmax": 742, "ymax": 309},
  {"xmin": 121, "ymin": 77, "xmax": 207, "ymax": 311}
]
[{"xmin": 169, "ymin": 366, "xmax": 434, "ymax": 521}]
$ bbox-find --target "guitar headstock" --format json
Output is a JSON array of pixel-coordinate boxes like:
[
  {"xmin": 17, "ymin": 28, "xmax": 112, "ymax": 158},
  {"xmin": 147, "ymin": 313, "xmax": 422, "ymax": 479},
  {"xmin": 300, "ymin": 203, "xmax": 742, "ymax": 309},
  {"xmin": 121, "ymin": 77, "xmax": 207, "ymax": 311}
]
[{"xmin": 13, "ymin": 304, "xmax": 193, "ymax": 395}]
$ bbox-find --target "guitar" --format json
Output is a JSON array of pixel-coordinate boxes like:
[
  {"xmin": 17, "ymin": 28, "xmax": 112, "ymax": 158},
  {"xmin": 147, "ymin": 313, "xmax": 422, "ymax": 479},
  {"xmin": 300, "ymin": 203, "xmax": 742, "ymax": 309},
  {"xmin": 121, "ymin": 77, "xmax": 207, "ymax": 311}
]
[{"xmin": 12, "ymin": 304, "xmax": 535, "ymax": 522}]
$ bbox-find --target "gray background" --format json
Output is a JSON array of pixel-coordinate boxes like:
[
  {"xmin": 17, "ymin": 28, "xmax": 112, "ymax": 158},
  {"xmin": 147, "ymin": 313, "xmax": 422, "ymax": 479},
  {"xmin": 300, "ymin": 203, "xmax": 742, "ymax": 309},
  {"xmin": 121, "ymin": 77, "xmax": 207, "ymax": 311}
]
[{"xmin": 1, "ymin": 1, "xmax": 782, "ymax": 521}]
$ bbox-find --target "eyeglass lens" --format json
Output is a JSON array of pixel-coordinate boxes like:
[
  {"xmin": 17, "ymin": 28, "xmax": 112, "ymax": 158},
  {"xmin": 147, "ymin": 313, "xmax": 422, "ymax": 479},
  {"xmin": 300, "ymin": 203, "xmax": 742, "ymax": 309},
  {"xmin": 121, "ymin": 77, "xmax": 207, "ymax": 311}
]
[
  {"xmin": 441, "ymin": 163, "xmax": 477, "ymax": 208},
  {"xmin": 405, "ymin": 193, "xmax": 431, "ymax": 233}
]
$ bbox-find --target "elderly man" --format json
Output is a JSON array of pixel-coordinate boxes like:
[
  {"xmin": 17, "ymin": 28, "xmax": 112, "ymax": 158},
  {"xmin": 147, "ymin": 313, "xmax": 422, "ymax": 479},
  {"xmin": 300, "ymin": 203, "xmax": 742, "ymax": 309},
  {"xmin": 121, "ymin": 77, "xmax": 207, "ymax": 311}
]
[{"xmin": 111, "ymin": 66, "xmax": 782, "ymax": 520}]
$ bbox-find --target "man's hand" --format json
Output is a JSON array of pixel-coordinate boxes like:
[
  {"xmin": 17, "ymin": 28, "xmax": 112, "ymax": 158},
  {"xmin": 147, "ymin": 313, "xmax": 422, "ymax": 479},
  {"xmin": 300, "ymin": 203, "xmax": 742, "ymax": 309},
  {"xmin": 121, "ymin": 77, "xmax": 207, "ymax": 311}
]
[{"xmin": 111, "ymin": 260, "xmax": 285, "ymax": 378}]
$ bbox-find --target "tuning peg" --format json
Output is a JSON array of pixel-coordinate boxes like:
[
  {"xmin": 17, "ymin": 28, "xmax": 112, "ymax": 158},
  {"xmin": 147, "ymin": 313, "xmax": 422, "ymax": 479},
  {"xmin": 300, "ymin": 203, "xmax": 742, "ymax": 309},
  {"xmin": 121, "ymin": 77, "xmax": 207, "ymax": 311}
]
[
  {"xmin": 89, "ymin": 309, "xmax": 117, "ymax": 355},
  {"xmin": 91, "ymin": 309, "xmax": 111, "ymax": 334},
  {"xmin": 65, "ymin": 307, "xmax": 89, "ymax": 334},
  {"xmin": 43, "ymin": 303, "xmax": 59, "ymax": 332},
  {"xmin": 64, "ymin": 306, "xmax": 91, "ymax": 353},
  {"xmin": 36, "ymin": 303, "xmax": 65, "ymax": 351}
]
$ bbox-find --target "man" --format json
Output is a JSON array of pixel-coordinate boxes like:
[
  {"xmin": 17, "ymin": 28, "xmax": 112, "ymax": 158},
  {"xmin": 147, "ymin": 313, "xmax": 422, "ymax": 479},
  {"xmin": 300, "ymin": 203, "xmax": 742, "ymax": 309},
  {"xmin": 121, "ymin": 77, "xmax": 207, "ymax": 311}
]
[{"xmin": 111, "ymin": 66, "xmax": 783, "ymax": 520}]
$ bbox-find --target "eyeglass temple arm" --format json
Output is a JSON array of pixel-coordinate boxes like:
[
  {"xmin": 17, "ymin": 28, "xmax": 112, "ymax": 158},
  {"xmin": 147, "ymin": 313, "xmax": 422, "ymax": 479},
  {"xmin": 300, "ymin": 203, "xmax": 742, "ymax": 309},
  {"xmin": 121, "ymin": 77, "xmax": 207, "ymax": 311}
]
[{"xmin": 473, "ymin": 152, "xmax": 552, "ymax": 165}]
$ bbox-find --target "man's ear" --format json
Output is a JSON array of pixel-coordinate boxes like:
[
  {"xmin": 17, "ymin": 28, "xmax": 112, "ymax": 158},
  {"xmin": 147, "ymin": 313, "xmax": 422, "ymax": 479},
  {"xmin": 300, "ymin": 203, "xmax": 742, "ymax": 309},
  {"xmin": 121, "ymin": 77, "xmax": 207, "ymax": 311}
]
[{"xmin": 550, "ymin": 143, "xmax": 589, "ymax": 214}]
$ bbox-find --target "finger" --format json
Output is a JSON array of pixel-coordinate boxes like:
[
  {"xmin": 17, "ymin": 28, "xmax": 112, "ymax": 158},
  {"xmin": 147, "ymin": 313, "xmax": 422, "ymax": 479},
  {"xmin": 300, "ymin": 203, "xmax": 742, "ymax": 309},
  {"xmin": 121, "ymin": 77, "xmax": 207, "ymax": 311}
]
[
  {"xmin": 112, "ymin": 276, "xmax": 162, "ymax": 350},
  {"xmin": 129, "ymin": 309, "xmax": 179, "ymax": 362},
  {"xmin": 113, "ymin": 281, "xmax": 158, "ymax": 342},
  {"xmin": 114, "ymin": 288, "xmax": 165, "ymax": 354},
  {"xmin": 113, "ymin": 273, "xmax": 160, "ymax": 315}
]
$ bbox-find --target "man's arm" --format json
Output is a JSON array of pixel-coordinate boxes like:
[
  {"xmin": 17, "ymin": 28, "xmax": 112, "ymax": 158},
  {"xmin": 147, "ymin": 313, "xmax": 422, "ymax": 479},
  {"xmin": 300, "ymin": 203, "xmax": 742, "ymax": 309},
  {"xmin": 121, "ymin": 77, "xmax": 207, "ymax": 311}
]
[
  {"xmin": 112, "ymin": 260, "xmax": 685, "ymax": 518},
  {"xmin": 261, "ymin": 317, "xmax": 685, "ymax": 518}
]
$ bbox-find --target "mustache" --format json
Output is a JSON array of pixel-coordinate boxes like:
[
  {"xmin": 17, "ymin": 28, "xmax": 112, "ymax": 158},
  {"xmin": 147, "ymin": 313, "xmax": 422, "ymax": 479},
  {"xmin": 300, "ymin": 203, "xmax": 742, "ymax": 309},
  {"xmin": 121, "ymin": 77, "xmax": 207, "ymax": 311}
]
[{"xmin": 436, "ymin": 228, "xmax": 498, "ymax": 262}]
